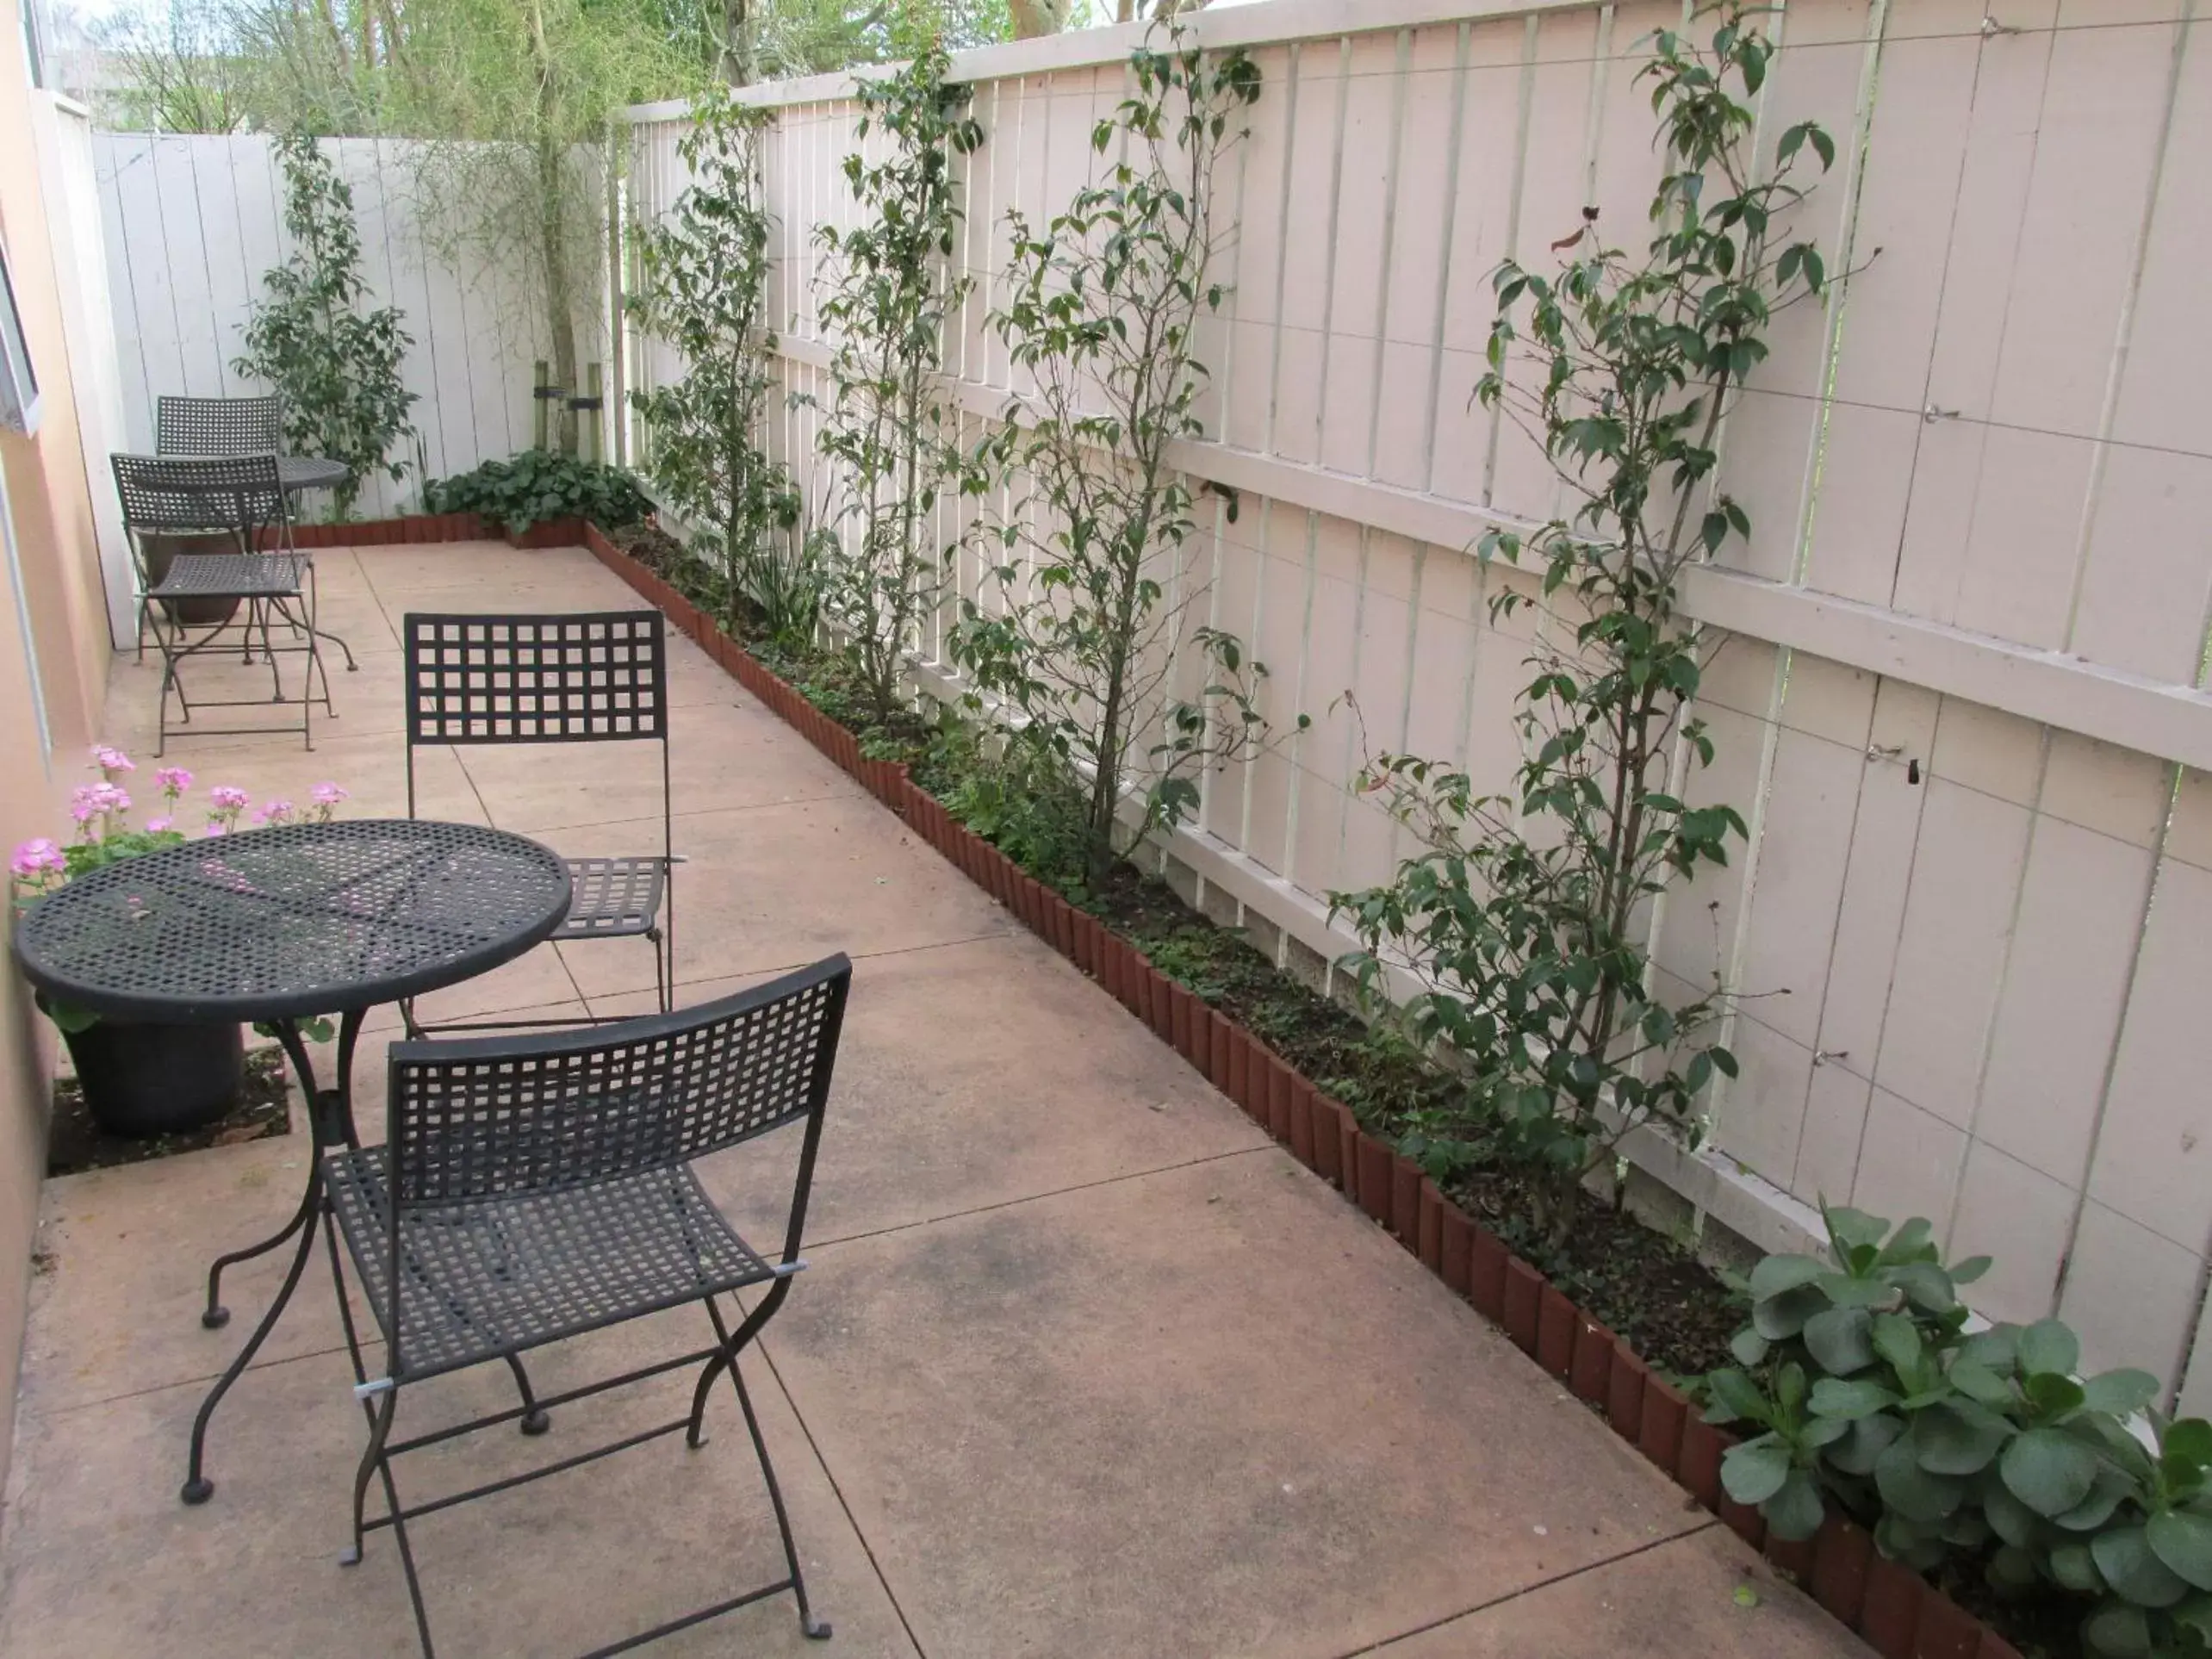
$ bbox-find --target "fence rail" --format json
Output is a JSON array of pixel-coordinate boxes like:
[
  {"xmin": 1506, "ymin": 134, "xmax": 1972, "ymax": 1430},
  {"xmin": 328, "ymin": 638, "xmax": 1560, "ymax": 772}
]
[{"xmin": 624, "ymin": 0, "xmax": 2212, "ymax": 1412}]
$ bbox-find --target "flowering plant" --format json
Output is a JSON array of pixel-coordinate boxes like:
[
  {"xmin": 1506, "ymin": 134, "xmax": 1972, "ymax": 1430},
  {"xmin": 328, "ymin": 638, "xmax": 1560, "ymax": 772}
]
[{"xmin": 9, "ymin": 749, "xmax": 349, "ymax": 1032}]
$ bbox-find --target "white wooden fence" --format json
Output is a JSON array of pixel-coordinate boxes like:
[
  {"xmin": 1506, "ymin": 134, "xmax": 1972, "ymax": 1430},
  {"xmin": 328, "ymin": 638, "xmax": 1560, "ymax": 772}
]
[
  {"xmin": 90, "ymin": 133, "xmax": 606, "ymax": 520},
  {"xmin": 624, "ymin": 0, "xmax": 2212, "ymax": 1409}
]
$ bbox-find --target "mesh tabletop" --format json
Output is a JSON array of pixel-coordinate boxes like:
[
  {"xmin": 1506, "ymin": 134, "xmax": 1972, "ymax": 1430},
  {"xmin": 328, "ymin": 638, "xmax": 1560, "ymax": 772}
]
[
  {"xmin": 277, "ymin": 456, "xmax": 351, "ymax": 493},
  {"xmin": 10, "ymin": 821, "xmax": 571, "ymax": 1024}
]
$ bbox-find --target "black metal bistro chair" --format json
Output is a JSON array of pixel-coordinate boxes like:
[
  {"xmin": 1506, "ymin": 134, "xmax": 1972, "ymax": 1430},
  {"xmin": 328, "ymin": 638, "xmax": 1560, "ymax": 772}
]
[
  {"xmin": 156, "ymin": 392, "xmax": 283, "ymax": 457},
  {"xmin": 322, "ymin": 956, "xmax": 853, "ymax": 1659},
  {"xmin": 112, "ymin": 451, "xmax": 333, "ymax": 755},
  {"xmin": 155, "ymin": 392, "xmax": 359, "ymax": 668},
  {"xmin": 401, "ymin": 611, "xmax": 677, "ymax": 1031}
]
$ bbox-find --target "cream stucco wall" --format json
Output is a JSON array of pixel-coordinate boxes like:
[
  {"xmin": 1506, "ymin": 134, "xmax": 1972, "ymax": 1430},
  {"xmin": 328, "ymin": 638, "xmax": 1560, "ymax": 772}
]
[{"xmin": 0, "ymin": 0, "xmax": 117, "ymax": 1501}]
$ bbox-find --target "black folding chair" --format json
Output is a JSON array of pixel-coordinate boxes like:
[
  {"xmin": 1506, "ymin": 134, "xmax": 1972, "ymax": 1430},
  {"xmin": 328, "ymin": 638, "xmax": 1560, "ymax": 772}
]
[
  {"xmin": 156, "ymin": 392, "xmax": 283, "ymax": 457},
  {"xmin": 155, "ymin": 393, "xmax": 360, "ymax": 670},
  {"xmin": 401, "ymin": 612, "xmax": 676, "ymax": 1031},
  {"xmin": 322, "ymin": 957, "xmax": 852, "ymax": 1658},
  {"xmin": 112, "ymin": 451, "xmax": 332, "ymax": 755}
]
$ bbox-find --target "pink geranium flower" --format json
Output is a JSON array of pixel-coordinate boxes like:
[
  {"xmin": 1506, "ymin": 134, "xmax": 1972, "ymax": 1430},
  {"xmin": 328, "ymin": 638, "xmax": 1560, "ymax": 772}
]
[
  {"xmin": 9, "ymin": 839, "xmax": 64, "ymax": 880},
  {"xmin": 90, "ymin": 745, "xmax": 135, "ymax": 776},
  {"xmin": 209, "ymin": 785, "xmax": 249, "ymax": 811},
  {"xmin": 254, "ymin": 800, "xmax": 295, "ymax": 827},
  {"xmin": 146, "ymin": 817, "xmax": 173, "ymax": 834},
  {"xmin": 155, "ymin": 767, "xmax": 193, "ymax": 797}
]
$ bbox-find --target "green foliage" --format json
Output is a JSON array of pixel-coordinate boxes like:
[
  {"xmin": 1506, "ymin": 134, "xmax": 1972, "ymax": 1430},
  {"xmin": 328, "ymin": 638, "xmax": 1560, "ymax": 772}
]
[
  {"xmin": 626, "ymin": 89, "xmax": 803, "ymax": 637},
  {"xmin": 424, "ymin": 450, "xmax": 650, "ymax": 535},
  {"xmin": 927, "ymin": 718, "xmax": 1093, "ymax": 892},
  {"xmin": 1705, "ymin": 1208, "xmax": 2212, "ymax": 1658},
  {"xmin": 1330, "ymin": 4, "xmax": 1832, "ymax": 1247},
  {"xmin": 810, "ymin": 47, "xmax": 982, "ymax": 721},
  {"xmin": 953, "ymin": 26, "xmax": 1277, "ymax": 885},
  {"xmin": 233, "ymin": 132, "xmax": 418, "ymax": 520}
]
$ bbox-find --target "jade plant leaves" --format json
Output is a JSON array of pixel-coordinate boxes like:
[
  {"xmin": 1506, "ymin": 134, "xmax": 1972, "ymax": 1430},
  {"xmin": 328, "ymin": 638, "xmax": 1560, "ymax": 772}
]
[
  {"xmin": 1765, "ymin": 1470, "xmax": 1826, "ymax": 1541},
  {"xmin": 2080, "ymin": 1369, "xmax": 2161, "ymax": 1420},
  {"xmin": 1810, "ymin": 1376, "xmax": 1898, "ymax": 1420},
  {"xmin": 1720, "ymin": 1439, "xmax": 1793, "ymax": 1507},
  {"xmin": 1748, "ymin": 1253, "xmax": 1827, "ymax": 1302},
  {"xmin": 2082, "ymin": 1601, "xmax": 2153, "ymax": 1658},
  {"xmin": 1801, "ymin": 1306, "xmax": 1874, "ymax": 1375},
  {"xmin": 1876, "ymin": 1437, "xmax": 1964, "ymax": 1523},
  {"xmin": 2147, "ymin": 1510, "xmax": 2212, "ymax": 1591},
  {"xmin": 2004, "ymin": 1427, "xmax": 2102, "ymax": 1519},
  {"xmin": 1912, "ymin": 1400, "xmax": 2010, "ymax": 1476},
  {"xmin": 2019, "ymin": 1318, "xmax": 2082, "ymax": 1380},
  {"xmin": 2091, "ymin": 1526, "xmax": 2192, "ymax": 1609}
]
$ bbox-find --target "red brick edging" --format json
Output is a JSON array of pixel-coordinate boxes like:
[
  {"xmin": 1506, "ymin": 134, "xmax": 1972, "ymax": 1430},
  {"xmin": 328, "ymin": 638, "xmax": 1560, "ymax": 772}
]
[
  {"xmin": 569, "ymin": 520, "xmax": 2022, "ymax": 1659},
  {"xmin": 259, "ymin": 511, "xmax": 581, "ymax": 550}
]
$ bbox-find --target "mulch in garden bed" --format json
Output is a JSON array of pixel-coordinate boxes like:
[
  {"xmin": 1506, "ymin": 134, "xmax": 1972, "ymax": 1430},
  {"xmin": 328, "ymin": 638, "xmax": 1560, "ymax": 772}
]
[{"xmin": 47, "ymin": 1047, "xmax": 292, "ymax": 1177}]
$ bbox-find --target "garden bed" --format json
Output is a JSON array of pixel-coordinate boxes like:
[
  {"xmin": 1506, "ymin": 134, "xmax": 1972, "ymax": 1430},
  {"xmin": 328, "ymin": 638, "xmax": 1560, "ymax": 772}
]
[
  {"xmin": 577, "ymin": 518, "xmax": 2054, "ymax": 1659},
  {"xmin": 47, "ymin": 1047, "xmax": 291, "ymax": 1177},
  {"xmin": 322, "ymin": 509, "xmax": 2051, "ymax": 1659}
]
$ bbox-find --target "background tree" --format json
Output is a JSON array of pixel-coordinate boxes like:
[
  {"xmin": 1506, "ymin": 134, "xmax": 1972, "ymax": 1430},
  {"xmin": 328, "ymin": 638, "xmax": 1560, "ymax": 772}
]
[{"xmin": 233, "ymin": 130, "xmax": 418, "ymax": 517}]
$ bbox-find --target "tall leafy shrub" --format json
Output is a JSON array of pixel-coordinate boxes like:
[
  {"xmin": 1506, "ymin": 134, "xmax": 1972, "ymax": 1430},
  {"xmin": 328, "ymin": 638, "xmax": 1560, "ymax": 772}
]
[
  {"xmin": 1332, "ymin": 3, "xmax": 1835, "ymax": 1246},
  {"xmin": 235, "ymin": 131, "xmax": 418, "ymax": 519},
  {"xmin": 811, "ymin": 47, "xmax": 982, "ymax": 720},
  {"xmin": 953, "ymin": 28, "xmax": 1273, "ymax": 885},
  {"xmin": 627, "ymin": 88, "xmax": 805, "ymax": 641}
]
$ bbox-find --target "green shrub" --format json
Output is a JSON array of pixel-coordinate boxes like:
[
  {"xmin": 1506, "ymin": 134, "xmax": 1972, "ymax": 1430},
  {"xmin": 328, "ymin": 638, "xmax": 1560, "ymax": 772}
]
[
  {"xmin": 423, "ymin": 450, "xmax": 650, "ymax": 537},
  {"xmin": 1705, "ymin": 1207, "xmax": 2212, "ymax": 1656}
]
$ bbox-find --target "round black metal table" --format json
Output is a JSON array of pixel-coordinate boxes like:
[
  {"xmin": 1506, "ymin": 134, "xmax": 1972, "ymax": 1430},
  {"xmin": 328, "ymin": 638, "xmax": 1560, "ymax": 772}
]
[
  {"xmin": 10, "ymin": 819, "xmax": 570, "ymax": 1505},
  {"xmin": 277, "ymin": 455, "xmax": 352, "ymax": 496}
]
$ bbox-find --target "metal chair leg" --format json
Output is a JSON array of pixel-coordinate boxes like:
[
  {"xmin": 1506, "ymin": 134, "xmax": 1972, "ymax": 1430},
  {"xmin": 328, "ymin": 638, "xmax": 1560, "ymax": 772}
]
[
  {"xmin": 726, "ymin": 1356, "xmax": 829, "ymax": 1640},
  {"xmin": 343, "ymin": 1387, "xmax": 399, "ymax": 1567},
  {"xmin": 506, "ymin": 1353, "xmax": 551, "ymax": 1436}
]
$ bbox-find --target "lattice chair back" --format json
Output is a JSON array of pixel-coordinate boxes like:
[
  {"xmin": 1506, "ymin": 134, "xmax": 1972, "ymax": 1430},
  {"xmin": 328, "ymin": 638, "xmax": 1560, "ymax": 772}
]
[
  {"xmin": 111, "ymin": 452, "xmax": 293, "ymax": 569},
  {"xmin": 385, "ymin": 955, "xmax": 851, "ymax": 1213},
  {"xmin": 402, "ymin": 612, "xmax": 668, "ymax": 746},
  {"xmin": 156, "ymin": 394, "xmax": 283, "ymax": 457}
]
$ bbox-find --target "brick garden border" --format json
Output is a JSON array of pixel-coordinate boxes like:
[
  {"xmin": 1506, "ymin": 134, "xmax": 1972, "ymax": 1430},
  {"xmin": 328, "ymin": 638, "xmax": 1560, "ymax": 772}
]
[{"xmin": 332, "ymin": 514, "xmax": 2024, "ymax": 1659}]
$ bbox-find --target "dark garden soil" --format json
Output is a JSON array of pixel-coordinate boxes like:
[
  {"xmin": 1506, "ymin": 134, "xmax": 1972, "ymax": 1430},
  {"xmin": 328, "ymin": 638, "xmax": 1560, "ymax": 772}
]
[{"xmin": 47, "ymin": 1047, "xmax": 292, "ymax": 1177}]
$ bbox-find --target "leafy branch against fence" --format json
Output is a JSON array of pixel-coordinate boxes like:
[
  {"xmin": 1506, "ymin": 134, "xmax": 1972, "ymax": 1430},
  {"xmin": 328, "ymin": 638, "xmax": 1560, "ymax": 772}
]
[
  {"xmin": 953, "ymin": 25, "xmax": 1283, "ymax": 887},
  {"xmin": 1331, "ymin": 2, "xmax": 1834, "ymax": 1250},
  {"xmin": 626, "ymin": 88, "xmax": 807, "ymax": 641},
  {"xmin": 808, "ymin": 47, "xmax": 983, "ymax": 722}
]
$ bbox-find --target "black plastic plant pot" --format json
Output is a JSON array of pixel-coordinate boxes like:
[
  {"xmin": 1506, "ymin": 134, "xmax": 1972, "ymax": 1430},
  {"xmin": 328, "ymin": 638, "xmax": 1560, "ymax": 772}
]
[{"xmin": 61, "ymin": 1017, "xmax": 245, "ymax": 1137}]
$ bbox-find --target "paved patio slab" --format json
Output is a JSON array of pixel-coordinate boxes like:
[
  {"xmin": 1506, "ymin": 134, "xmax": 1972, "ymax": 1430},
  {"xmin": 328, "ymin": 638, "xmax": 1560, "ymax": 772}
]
[{"xmin": 0, "ymin": 544, "xmax": 1869, "ymax": 1658}]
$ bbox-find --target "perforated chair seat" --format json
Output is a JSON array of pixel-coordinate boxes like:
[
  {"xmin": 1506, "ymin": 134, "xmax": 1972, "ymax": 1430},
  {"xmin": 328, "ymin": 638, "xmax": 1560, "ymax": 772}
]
[
  {"xmin": 146, "ymin": 552, "xmax": 306, "ymax": 600},
  {"xmin": 327, "ymin": 1149, "xmax": 774, "ymax": 1383},
  {"xmin": 556, "ymin": 855, "xmax": 668, "ymax": 939}
]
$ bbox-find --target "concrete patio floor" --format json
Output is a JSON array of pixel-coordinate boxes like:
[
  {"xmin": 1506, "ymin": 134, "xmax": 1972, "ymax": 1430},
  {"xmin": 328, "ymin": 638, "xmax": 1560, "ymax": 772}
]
[{"xmin": 0, "ymin": 542, "xmax": 1867, "ymax": 1658}]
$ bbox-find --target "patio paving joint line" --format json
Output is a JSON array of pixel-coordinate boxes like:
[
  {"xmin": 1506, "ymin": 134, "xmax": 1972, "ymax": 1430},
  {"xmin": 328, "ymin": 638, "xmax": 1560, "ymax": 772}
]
[
  {"xmin": 794, "ymin": 1142, "xmax": 1275, "ymax": 1255},
  {"xmin": 1331, "ymin": 1519, "xmax": 1729, "ymax": 1658},
  {"xmin": 752, "ymin": 1339, "xmax": 931, "ymax": 1659}
]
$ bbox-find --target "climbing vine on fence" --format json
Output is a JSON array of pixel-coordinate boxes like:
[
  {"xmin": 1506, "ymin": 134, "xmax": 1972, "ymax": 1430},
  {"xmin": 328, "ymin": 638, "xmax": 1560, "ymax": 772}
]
[
  {"xmin": 1333, "ymin": 2, "xmax": 1836, "ymax": 1248},
  {"xmin": 811, "ymin": 47, "xmax": 982, "ymax": 720},
  {"xmin": 954, "ymin": 27, "xmax": 1279, "ymax": 887},
  {"xmin": 628, "ymin": 88, "xmax": 805, "ymax": 642}
]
